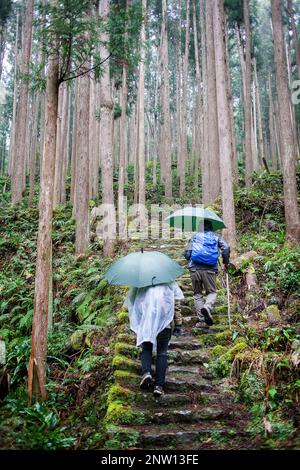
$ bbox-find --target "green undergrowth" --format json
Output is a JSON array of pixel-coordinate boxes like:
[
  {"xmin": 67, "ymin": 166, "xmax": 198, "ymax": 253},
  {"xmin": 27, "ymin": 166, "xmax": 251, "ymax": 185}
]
[
  {"xmin": 0, "ymin": 183, "xmax": 126, "ymax": 449},
  {"xmin": 1, "ymin": 168, "xmax": 300, "ymax": 449}
]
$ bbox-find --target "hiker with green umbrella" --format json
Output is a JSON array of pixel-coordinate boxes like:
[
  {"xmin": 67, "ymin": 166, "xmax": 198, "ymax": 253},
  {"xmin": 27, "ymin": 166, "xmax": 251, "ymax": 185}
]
[
  {"xmin": 166, "ymin": 208, "xmax": 230, "ymax": 327},
  {"xmin": 105, "ymin": 250, "xmax": 184, "ymax": 397}
]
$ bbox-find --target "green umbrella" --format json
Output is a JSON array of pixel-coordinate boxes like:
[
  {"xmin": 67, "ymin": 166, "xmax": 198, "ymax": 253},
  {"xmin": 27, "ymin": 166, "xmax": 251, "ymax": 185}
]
[
  {"xmin": 104, "ymin": 250, "xmax": 183, "ymax": 288},
  {"xmin": 165, "ymin": 207, "xmax": 226, "ymax": 231}
]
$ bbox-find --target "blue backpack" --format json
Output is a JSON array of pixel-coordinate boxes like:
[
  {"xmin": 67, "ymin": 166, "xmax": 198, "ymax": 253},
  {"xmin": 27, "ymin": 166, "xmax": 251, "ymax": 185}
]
[{"xmin": 191, "ymin": 231, "xmax": 219, "ymax": 266}]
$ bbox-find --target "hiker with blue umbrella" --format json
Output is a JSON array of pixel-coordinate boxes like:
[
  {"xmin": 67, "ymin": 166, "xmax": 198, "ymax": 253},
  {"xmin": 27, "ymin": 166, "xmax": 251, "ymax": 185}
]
[
  {"xmin": 104, "ymin": 250, "xmax": 184, "ymax": 397},
  {"xmin": 166, "ymin": 207, "xmax": 230, "ymax": 328}
]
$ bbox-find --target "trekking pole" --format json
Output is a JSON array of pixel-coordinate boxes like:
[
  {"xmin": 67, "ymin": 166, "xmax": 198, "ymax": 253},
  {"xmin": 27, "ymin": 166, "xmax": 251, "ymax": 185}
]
[{"xmin": 226, "ymin": 271, "xmax": 232, "ymax": 331}]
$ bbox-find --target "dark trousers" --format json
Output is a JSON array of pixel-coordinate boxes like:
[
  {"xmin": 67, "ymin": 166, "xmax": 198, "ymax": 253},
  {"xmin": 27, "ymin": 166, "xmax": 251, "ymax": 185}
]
[{"xmin": 141, "ymin": 328, "xmax": 171, "ymax": 387}]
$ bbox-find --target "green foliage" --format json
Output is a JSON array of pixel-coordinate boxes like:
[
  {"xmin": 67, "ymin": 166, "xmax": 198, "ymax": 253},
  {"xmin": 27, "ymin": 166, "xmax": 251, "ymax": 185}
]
[
  {"xmin": 262, "ymin": 246, "xmax": 300, "ymax": 295},
  {"xmin": 34, "ymin": 0, "xmax": 102, "ymax": 84},
  {"xmin": 1, "ymin": 390, "xmax": 76, "ymax": 449}
]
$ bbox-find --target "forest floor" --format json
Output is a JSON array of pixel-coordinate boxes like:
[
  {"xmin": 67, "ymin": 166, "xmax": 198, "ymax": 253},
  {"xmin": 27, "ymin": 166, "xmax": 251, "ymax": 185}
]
[{"xmin": 0, "ymin": 169, "xmax": 300, "ymax": 450}]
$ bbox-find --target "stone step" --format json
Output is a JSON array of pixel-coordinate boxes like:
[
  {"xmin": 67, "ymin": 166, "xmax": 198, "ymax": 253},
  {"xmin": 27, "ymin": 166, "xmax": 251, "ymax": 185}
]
[
  {"xmin": 114, "ymin": 422, "xmax": 240, "ymax": 448},
  {"xmin": 164, "ymin": 376, "xmax": 215, "ymax": 393},
  {"xmin": 137, "ymin": 392, "xmax": 195, "ymax": 408},
  {"xmin": 168, "ymin": 349, "xmax": 209, "ymax": 365},
  {"xmin": 114, "ymin": 368, "xmax": 213, "ymax": 390},
  {"xmin": 169, "ymin": 337, "xmax": 201, "ymax": 350},
  {"xmin": 141, "ymin": 404, "xmax": 228, "ymax": 425}
]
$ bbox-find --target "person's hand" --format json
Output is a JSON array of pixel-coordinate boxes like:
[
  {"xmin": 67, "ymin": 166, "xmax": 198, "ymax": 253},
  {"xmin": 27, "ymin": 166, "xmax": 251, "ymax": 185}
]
[{"xmin": 173, "ymin": 326, "xmax": 182, "ymax": 337}]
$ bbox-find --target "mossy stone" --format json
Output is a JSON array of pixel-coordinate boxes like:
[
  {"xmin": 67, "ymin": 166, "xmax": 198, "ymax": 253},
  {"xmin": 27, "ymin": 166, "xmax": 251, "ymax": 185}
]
[
  {"xmin": 266, "ymin": 305, "xmax": 281, "ymax": 322},
  {"xmin": 70, "ymin": 330, "xmax": 85, "ymax": 350},
  {"xmin": 114, "ymin": 369, "xmax": 139, "ymax": 386},
  {"xmin": 112, "ymin": 354, "xmax": 140, "ymax": 373},
  {"xmin": 106, "ymin": 402, "xmax": 145, "ymax": 425},
  {"xmin": 107, "ymin": 384, "xmax": 135, "ymax": 405},
  {"xmin": 114, "ymin": 342, "xmax": 139, "ymax": 358},
  {"xmin": 225, "ymin": 340, "xmax": 248, "ymax": 360},
  {"xmin": 116, "ymin": 310, "xmax": 129, "ymax": 325},
  {"xmin": 211, "ymin": 345, "xmax": 228, "ymax": 358}
]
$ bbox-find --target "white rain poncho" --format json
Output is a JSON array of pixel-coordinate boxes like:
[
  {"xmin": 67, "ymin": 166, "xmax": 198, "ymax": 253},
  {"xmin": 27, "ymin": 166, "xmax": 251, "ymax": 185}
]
[{"xmin": 124, "ymin": 282, "xmax": 184, "ymax": 351}]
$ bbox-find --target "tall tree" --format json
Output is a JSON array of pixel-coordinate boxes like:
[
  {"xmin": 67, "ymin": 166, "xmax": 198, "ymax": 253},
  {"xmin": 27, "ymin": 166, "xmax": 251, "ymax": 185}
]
[
  {"xmin": 99, "ymin": 0, "xmax": 116, "ymax": 256},
  {"xmin": 213, "ymin": 0, "xmax": 236, "ymax": 251},
  {"xmin": 75, "ymin": 66, "xmax": 90, "ymax": 254},
  {"xmin": 288, "ymin": 0, "xmax": 300, "ymax": 80},
  {"xmin": 272, "ymin": 0, "xmax": 300, "ymax": 242},
  {"xmin": 27, "ymin": 17, "xmax": 59, "ymax": 403},
  {"xmin": 11, "ymin": 0, "xmax": 34, "ymax": 204},
  {"xmin": 137, "ymin": 0, "xmax": 146, "ymax": 210},
  {"xmin": 161, "ymin": 0, "xmax": 172, "ymax": 199},
  {"xmin": 243, "ymin": 0, "xmax": 253, "ymax": 187},
  {"xmin": 205, "ymin": 0, "xmax": 220, "ymax": 203},
  {"xmin": 0, "ymin": 0, "xmax": 12, "ymax": 81},
  {"xmin": 179, "ymin": 0, "xmax": 190, "ymax": 197},
  {"xmin": 192, "ymin": 0, "xmax": 202, "ymax": 190},
  {"xmin": 268, "ymin": 73, "xmax": 277, "ymax": 170}
]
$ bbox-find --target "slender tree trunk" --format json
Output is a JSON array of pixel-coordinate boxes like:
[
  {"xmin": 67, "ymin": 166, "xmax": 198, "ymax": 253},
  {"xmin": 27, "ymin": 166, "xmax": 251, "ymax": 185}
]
[
  {"xmin": 251, "ymin": 80, "xmax": 259, "ymax": 169},
  {"xmin": 99, "ymin": 0, "xmax": 116, "ymax": 256},
  {"xmin": 192, "ymin": 0, "xmax": 202, "ymax": 191},
  {"xmin": 272, "ymin": 0, "xmax": 300, "ymax": 242},
  {"xmin": 138, "ymin": 0, "xmax": 146, "ymax": 211},
  {"xmin": 288, "ymin": 0, "xmax": 300, "ymax": 80},
  {"xmin": 243, "ymin": 0, "xmax": 253, "ymax": 187},
  {"xmin": 61, "ymin": 83, "xmax": 70, "ymax": 205},
  {"xmin": 179, "ymin": 0, "xmax": 190, "ymax": 197},
  {"xmin": 71, "ymin": 78, "xmax": 79, "ymax": 208},
  {"xmin": 53, "ymin": 85, "xmax": 63, "ymax": 207},
  {"xmin": 8, "ymin": 11, "xmax": 20, "ymax": 177},
  {"xmin": 161, "ymin": 0, "xmax": 172, "ymax": 199},
  {"xmin": 254, "ymin": 58, "xmax": 264, "ymax": 168},
  {"xmin": 75, "ymin": 66, "xmax": 90, "ymax": 254},
  {"xmin": 268, "ymin": 74, "xmax": 277, "ymax": 170},
  {"xmin": 29, "ymin": 93, "xmax": 40, "ymax": 205},
  {"xmin": 27, "ymin": 34, "xmax": 59, "ymax": 403},
  {"xmin": 200, "ymin": 0, "xmax": 209, "ymax": 203},
  {"xmin": 213, "ymin": 0, "xmax": 236, "ymax": 252},
  {"xmin": 11, "ymin": 0, "xmax": 34, "ymax": 204},
  {"xmin": 205, "ymin": 0, "xmax": 220, "ymax": 203},
  {"xmin": 0, "ymin": 26, "xmax": 6, "ymax": 82},
  {"xmin": 224, "ymin": 16, "xmax": 238, "ymax": 178}
]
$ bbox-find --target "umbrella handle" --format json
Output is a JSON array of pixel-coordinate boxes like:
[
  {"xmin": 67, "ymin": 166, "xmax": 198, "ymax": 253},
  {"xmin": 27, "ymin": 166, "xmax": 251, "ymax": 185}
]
[{"xmin": 151, "ymin": 276, "xmax": 156, "ymax": 286}]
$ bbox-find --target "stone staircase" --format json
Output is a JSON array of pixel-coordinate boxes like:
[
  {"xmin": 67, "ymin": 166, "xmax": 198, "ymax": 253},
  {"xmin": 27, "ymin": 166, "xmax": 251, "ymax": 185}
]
[{"xmin": 105, "ymin": 238, "xmax": 257, "ymax": 450}]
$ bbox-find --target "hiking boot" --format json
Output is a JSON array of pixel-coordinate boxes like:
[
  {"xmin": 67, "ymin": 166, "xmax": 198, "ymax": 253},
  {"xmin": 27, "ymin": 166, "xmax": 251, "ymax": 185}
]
[
  {"xmin": 140, "ymin": 372, "xmax": 153, "ymax": 390},
  {"xmin": 153, "ymin": 385, "xmax": 164, "ymax": 397},
  {"xmin": 201, "ymin": 307, "xmax": 214, "ymax": 326}
]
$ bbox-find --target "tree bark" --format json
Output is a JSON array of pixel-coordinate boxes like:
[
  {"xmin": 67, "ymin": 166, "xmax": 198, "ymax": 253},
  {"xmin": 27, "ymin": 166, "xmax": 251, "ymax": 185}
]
[
  {"xmin": 161, "ymin": 0, "xmax": 172, "ymax": 199},
  {"xmin": 8, "ymin": 11, "xmax": 20, "ymax": 177},
  {"xmin": 213, "ymin": 0, "xmax": 236, "ymax": 252},
  {"xmin": 254, "ymin": 58, "xmax": 264, "ymax": 168},
  {"xmin": 205, "ymin": 0, "xmax": 220, "ymax": 203},
  {"xmin": 288, "ymin": 0, "xmax": 300, "ymax": 80},
  {"xmin": 179, "ymin": 0, "xmax": 190, "ymax": 197},
  {"xmin": 272, "ymin": 0, "xmax": 300, "ymax": 242},
  {"xmin": 243, "ymin": 0, "xmax": 253, "ymax": 187},
  {"xmin": 192, "ymin": 0, "xmax": 202, "ymax": 191},
  {"xmin": 27, "ymin": 32, "xmax": 59, "ymax": 403},
  {"xmin": 99, "ymin": 0, "xmax": 116, "ymax": 256},
  {"xmin": 138, "ymin": 0, "xmax": 146, "ymax": 212},
  {"xmin": 268, "ymin": 74, "xmax": 277, "ymax": 170},
  {"xmin": 75, "ymin": 67, "xmax": 90, "ymax": 254},
  {"xmin": 29, "ymin": 93, "xmax": 40, "ymax": 206},
  {"xmin": 11, "ymin": 0, "xmax": 34, "ymax": 204}
]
